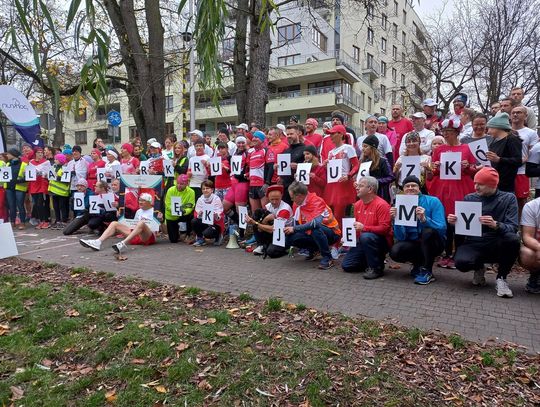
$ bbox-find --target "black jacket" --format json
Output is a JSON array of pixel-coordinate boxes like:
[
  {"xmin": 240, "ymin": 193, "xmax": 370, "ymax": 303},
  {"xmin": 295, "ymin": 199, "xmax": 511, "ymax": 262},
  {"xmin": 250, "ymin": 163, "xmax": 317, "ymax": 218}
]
[{"xmin": 488, "ymin": 135, "xmax": 522, "ymax": 192}]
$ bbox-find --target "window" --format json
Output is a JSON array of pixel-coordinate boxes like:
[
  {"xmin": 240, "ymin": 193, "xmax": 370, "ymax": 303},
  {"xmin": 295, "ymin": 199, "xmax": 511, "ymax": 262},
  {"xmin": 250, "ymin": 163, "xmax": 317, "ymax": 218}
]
[
  {"xmin": 403, "ymin": 10, "xmax": 407, "ymax": 24},
  {"xmin": 367, "ymin": 28, "xmax": 374, "ymax": 45},
  {"xmin": 381, "ymin": 37, "xmax": 387, "ymax": 53},
  {"xmin": 360, "ymin": 91, "xmax": 366, "ymax": 110},
  {"xmin": 368, "ymin": 96, "xmax": 373, "ymax": 113},
  {"xmin": 222, "ymin": 37, "xmax": 234, "ymax": 59},
  {"xmin": 278, "ymin": 23, "xmax": 301, "ymax": 45},
  {"xmin": 392, "ymin": 45, "xmax": 398, "ymax": 60},
  {"xmin": 74, "ymin": 108, "xmax": 87, "ymax": 123},
  {"xmin": 380, "ymin": 84, "xmax": 387, "ymax": 100},
  {"xmin": 381, "ymin": 107, "xmax": 386, "ymax": 115},
  {"xmin": 165, "ymin": 95, "xmax": 173, "ymax": 113},
  {"xmin": 391, "ymin": 90, "xmax": 397, "ymax": 104},
  {"xmin": 402, "ymin": 52, "xmax": 406, "ymax": 64},
  {"xmin": 278, "ymin": 54, "xmax": 300, "ymax": 66},
  {"xmin": 392, "ymin": 67, "xmax": 397, "ymax": 82},
  {"xmin": 312, "ymin": 27, "xmax": 327, "ymax": 51},
  {"xmin": 381, "ymin": 13, "xmax": 388, "ymax": 30},
  {"xmin": 393, "ymin": 0, "xmax": 398, "ymax": 15},
  {"xmin": 401, "ymin": 73, "xmax": 406, "ymax": 87},
  {"xmin": 392, "ymin": 23, "xmax": 398, "ymax": 39},
  {"xmin": 277, "ymin": 85, "xmax": 301, "ymax": 97},
  {"xmin": 402, "ymin": 31, "xmax": 407, "ymax": 44},
  {"xmin": 96, "ymin": 103, "xmax": 120, "ymax": 120},
  {"xmin": 380, "ymin": 61, "xmax": 387, "ymax": 77},
  {"xmin": 75, "ymin": 130, "xmax": 87, "ymax": 145},
  {"xmin": 129, "ymin": 126, "xmax": 140, "ymax": 140},
  {"xmin": 353, "ymin": 46, "xmax": 360, "ymax": 63},
  {"xmin": 367, "ymin": 53, "xmax": 374, "ymax": 68},
  {"xmin": 95, "ymin": 127, "xmax": 120, "ymax": 144},
  {"xmin": 367, "ymin": 3, "xmax": 374, "ymax": 19},
  {"xmin": 165, "ymin": 122, "xmax": 174, "ymax": 136}
]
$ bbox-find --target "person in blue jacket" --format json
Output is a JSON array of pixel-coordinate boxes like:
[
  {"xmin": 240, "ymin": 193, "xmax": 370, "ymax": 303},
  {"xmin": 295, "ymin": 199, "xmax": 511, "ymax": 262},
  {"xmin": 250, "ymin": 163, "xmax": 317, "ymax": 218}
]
[
  {"xmin": 389, "ymin": 175, "xmax": 447, "ymax": 285},
  {"xmin": 63, "ymin": 179, "xmax": 94, "ymax": 235}
]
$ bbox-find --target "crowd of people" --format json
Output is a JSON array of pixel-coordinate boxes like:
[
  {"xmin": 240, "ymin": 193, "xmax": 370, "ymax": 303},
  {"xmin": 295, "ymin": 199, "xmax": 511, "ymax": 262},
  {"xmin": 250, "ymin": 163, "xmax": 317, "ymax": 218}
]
[{"xmin": 2, "ymin": 87, "xmax": 540, "ymax": 299}]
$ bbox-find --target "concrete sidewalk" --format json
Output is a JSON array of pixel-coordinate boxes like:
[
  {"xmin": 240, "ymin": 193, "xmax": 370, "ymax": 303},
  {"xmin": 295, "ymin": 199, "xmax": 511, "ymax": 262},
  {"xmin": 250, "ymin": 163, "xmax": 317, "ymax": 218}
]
[{"xmin": 13, "ymin": 228, "xmax": 540, "ymax": 353}]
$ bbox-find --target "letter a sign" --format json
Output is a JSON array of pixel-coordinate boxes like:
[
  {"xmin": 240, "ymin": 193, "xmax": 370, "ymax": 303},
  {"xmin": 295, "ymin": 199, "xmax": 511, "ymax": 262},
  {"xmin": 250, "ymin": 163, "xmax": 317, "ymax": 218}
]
[{"xmin": 394, "ymin": 194, "xmax": 418, "ymax": 227}]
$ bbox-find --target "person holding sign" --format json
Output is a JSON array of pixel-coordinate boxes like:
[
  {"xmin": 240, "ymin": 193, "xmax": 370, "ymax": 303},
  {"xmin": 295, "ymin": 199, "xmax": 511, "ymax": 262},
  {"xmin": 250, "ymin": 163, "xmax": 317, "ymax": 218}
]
[
  {"xmin": 28, "ymin": 148, "xmax": 50, "ymax": 229},
  {"xmin": 146, "ymin": 142, "xmax": 165, "ymax": 176},
  {"xmin": 120, "ymin": 143, "xmax": 140, "ymax": 175},
  {"xmin": 284, "ymin": 182, "xmax": 341, "ymax": 270},
  {"xmin": 323, "ymin": 124, "xmax": 359, "ymax": 226},
  {"xmin": 264, "ymin": 127, "xmax": 288, "ymax": 187},
  {"xmin": 302, "ymin": 145, "xmax": 326, "ymax": 197},
  {"xmin": 62, "ymin": 179, "xmax": 95, "ymax": 235},
  {"xmin": 246, "ymin": 131, "xmax": 270, "ymax": 211},
  {"xmin": 191, "ymin": 180, "xmax": 224, "ymax": 247},
  {"xmin": 4, "ymin": 148, "xmax": 28, "ymax": 229},
  {"xmin": 65, "ymin": 145, "xmax": 88, "ymax": 193},
  {"xmin": 359, "ymin": 135, "xmax": 394, "ymax": 203},
  {"xmin": 187, "ymin": 137, "xmax": 211, "ymax": 201},
  {"xmin": 48, "ymin": 154, "xmax": 71, "ymax": 229},
  {"xmin": 430, "ymin": 119, "xmax": 477, "ymax": 269},
  {"xmin": 80, "ymin": 192, "xmax": 161, "ymax": 253},
  {"xmin": 245, "ymin": 184, "xmax": 292, "ymax": 258},
  {"xmin": 389, "ymin": 176, "xmax": 446, "ymax": 285},
  {"xmin": 164, "ymin": 174, "xmax": 195, "ymax": 243},
  {"xmin": 104, "ymin": 150, "xmax": 121, "ymax": 179},
  {"xmin": 393, "ymin": 132, "xmax": 431, "ymax": 190},
  {"xmin": 223, "ymin": 137, "xmax": 249, "ymax": 235},
  {"xmin": 87, "ymin": 149, "xmax": 106, "ymax": 190},
  {"xmin": 519, "ymin": 198, "xmax": 540, "ymax": 294},
  {"xmin": 449, "ymin": 168, "xmax": 519, "ymax": 298},
  {"xmin": 279, "ymin": 125, "xmax": 307, "ymax": 205},
  {"xmin": 0, "ymin": 155, "xmax": 7, "ymax": 222},
  {"xmin": 213, "ymin": 143, "xmax": 232, "ymax": 201},
  {"xmin": 341, "ymin": 176, "xmax": 392, "ymax": 279}
]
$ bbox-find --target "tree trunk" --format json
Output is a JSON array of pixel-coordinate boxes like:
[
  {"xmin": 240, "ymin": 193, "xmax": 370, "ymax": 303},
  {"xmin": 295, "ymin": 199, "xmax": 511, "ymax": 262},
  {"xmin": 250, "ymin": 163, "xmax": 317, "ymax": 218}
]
[
  {"xmin": 53, "ymin": 105, "xmax": 64, "ymax": 147},
  {"xmin": 233, "ymin": 0, "xmax": 249, "ymax": 124},
  {"xmin": 245, "ymin": 0, "xmax": 271, "ymax": 127}
]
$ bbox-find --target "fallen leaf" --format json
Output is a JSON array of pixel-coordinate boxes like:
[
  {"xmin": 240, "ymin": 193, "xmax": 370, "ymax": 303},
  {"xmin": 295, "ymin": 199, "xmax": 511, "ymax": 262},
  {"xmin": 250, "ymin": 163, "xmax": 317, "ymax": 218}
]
[
  {"xmin": 0, "ymin": 324, "xmax": 10, "ymax": 336},
  {"xmin": 198, "ymin": 380, "xmax": 212, "ymax": 390},
  {"xmin": 175, "ymin": 343, "xmax": 189, "ymax": 352},
  {"xmin": 115, "ymin": 255, "xmax": 128, "ymax": 261},
  {"xmin": 65, "ymin": 309, "xmax": 80, "ymax": 317},
  {"xmin": 105, "ymin": 389, "xmax": 117, "ymax": 403},
  {"xmin": 216, "ymin": 332, "xmax": 229, "ymax": 337},
  {"xmin": 10, "ymin": 386, "xmax": 24, "ymax": 400},
  {"xmin": 155, "ymin": 385, "xmax": 167, "ymax": 393},
  {"xmin": 131, "ymin": 358, "xmax": 146, "ymax": 364}
]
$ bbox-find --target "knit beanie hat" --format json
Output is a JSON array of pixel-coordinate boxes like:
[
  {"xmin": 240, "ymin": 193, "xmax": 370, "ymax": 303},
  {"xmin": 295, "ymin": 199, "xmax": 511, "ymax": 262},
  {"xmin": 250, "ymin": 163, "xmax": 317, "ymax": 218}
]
[
  {"xmin": 487, "ymin": 113, "xmax": 511, "ymax": 131},
  {"xmin": 55, "ymin": 153, "xmax": 67, "ymax": 165},
  {"xmin": 303, "ymin": 145, "xmax": 318, "ymax": 157},
  {"xmin": 474, "ymin": 167, "xmax": 499, "ymax": 189},
  {"xmin": 62, "ymin": 148, "xmax": 72, "ymax": 155},
  {"xmin": 331, "ymin": 110, "xmax": 345, "ymax": 123},
  {"xmin": 266, "ymin": 184, "xmax": 284, "ymax": 197},
  {"xmin": 362, "ymin": 135, "xmax": 379, "ymax": 149},
  {"xmin": 305, "ymin": 118, "xmax": 319, "ymax": 127},
  {"xmin": 252, "ymin": 130, "xmax": 266, "ymax": 142},
  {"xmin": 402, "ymin": 175, "xmax": 421, "ymax": 187},
  {"xmin": 121, "ymin": 143, "xmax": 134, "ymax": 154}
]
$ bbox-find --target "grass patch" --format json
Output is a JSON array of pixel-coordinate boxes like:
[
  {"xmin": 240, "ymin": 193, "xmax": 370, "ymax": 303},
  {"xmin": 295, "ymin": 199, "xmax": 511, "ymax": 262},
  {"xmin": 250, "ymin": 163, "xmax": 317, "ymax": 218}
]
[
  {"xmin": 238, "ymin": 292, "xmax": 253, "ymax": 302},
  {"xmin": 184, "ymin": 286, "xmax": 201, "ymax": 296},
  {"xmin": 449, "ymin": 333, "xmax": 465, "ymax": 349},
  {"xmin": 264, "ymin": 297, "xmax": 282, "ymax": 312},
  {"xmin": 71, "ymin": 266, "xmax": 92, "ymax": 275},
  {"xmin": 296, "ymin": 303, "xmax": 307, "ymax": 311}
]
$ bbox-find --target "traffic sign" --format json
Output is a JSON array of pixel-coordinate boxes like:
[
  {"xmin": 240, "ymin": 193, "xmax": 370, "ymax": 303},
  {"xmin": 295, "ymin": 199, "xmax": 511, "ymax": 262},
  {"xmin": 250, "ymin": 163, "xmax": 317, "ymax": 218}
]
[{"xmin": 107, "ymin": 110, "xmax": 122, "ymax": 127}]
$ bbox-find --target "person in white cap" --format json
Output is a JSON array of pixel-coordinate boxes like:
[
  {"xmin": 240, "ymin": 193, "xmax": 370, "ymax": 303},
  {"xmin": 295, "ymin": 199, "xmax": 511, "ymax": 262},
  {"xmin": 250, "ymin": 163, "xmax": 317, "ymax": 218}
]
[
  {"xmin": 80, "ymin": 192, "xmax": 161, "ymax": 253},
  {"xmin": 276, "ymin": 123, "xmax": 287, "ymax": 142},
  {"xmin": 398, "ymin": 112, "xmax": 435, "ymax": 156},
  {"xmin": 422, "ymin": 98, "xmax": 442, "ymax": 132},
  {"xmin": 187, "ymin": 129, "xmax": 213, "ymax": 158},
  {"xmin": 104, "ymin": 149, "xmax": 120, "ymax": 178},
  {"xmin": 146, "ymin": 142, "xmax": 164, "ymax": 175}
]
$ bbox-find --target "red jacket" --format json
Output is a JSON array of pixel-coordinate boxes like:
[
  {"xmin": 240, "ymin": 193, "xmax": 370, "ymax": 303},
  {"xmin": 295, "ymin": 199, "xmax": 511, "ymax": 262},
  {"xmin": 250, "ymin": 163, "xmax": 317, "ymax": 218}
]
[{"xmin": 28, "ymin": 158, "xmax": 49, "ymax": 194}]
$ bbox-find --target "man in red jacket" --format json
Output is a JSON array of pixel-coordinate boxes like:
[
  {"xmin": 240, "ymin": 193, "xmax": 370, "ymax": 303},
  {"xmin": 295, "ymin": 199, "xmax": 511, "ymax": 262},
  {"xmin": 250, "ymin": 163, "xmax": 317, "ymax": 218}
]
[{"xmin": 341, "ymin": 176, "xmax": 392, "ymax": 279}]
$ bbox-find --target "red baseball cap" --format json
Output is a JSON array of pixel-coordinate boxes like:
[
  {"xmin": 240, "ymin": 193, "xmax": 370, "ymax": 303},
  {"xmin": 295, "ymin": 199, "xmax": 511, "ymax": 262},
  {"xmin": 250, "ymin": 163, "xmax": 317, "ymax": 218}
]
[{"xmin": 326, "ymin": 124, "xmax": 347, "ymax": 135}]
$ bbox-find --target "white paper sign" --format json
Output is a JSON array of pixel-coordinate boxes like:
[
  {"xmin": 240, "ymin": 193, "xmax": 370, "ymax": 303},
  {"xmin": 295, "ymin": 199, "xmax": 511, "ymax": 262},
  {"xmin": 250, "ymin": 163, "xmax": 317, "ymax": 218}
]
[
  {"xmin": 139, "ymin": 160, "xmax": 150, "ymax": 175},
  {"xmin": 394, "ymin": 194, "xmax": 419, "ymax": 227},
  {"xmin": 0, "ymin": 223, "xmax": 18, "ymax": 259},
  {"xmin": 171, "ymin": 197, "xmax": 183, "ymax": 216},
  {"xmin": 440, "ymin": 152, "xmax": 462, "ymax": 180},
  {"xmin": 0, "ymin": 167, "xmax": 12, "ymax": 182},
  {"xmin": 342, "ymin": 218, "xmax": 357, "ymax": 247},
  {"xmin": 209, "ymin": 157, "xmax": 222, "ymax": 176},
  {"xmin": 89, "ymin": 195, "xmax": 102, "ymax": 214},
  {"xmin": 277, "ymin": 154, "xmax": 291, "ymax": 176},
  {"xmin": 238, "ymin": 206, "xmax": 248, "ymax": 229},
  {"xmin": 190, "ymin": 157, "xmax": 205, "ymax": 175},
  {"xmin": 96, "ymin": 167, "xmax": 107, "ymax": 183},
  {"xmin": 47, "ymin": 168, "xmax": 56, "ymax": 181},
  {"xmin": 202, "ymin": 203, "xmax": 214, "ymax": 225},
  {"xmin": 102, "ymin": 193, "xmax": 116, "ymax": 212},
  {"xmin": 295, "ymin": 163, "xmax": 311, "ymax": 185},
  {"xmin": 356, "ymin": 162, "xmax": 371, "ymax": 182},
  {"xmin": 400, "ymin": 155, "xmax": 422, "ymax": 184},
  {"xmin": 60, "ymin": 168, "xmax": 72, "ymax": 183},
  {"xmin": 163, "ymin": 160, "xmax": 174, "ymax": 177},
  {"xmin": 230, "ymin": 155, "xmax": 243, "ymax": 175},
  {"xmin": 272, "ymin": 218, "xmax": 286, "ymax": 247},
  {"xmin": 455, "ymin": 201, "xmax": 482, "ymax": 237},
  {"xmin": 467, "ymin": 139, "xmax": 491, "ymax": 167},
  {"xmin": 73, "ymin": 192, "xmax": 85, "ymax": 210},
  {"xmin": 327, "ymin": 159, "xmax": 343, "ymax": 184},
  {"xmin": 24, "ymin": 165, "xmax": 37, "ymax": 181},
  {"xmin": 111, "ymin": 164, "xmax": 122, "ymax": 179}
]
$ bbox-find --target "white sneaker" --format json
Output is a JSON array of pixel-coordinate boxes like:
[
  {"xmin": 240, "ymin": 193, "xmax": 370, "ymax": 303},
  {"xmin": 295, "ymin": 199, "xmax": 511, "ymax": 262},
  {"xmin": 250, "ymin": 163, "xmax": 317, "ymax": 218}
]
[
  {"xmin": 112, "ymin": 241, "xmax": 127, "ymax": 254},
  {"xmin": 80, "ymin": 239, "xmax": 101, "ymax": 251},
  {"xmin": 473, "ymin": 268, "xmax": 486, "ymax": 286},
  {"xmin": 330, "ymin": 246, "xmax": 339, "ymax": 260},
  {"xmin": 496, "ymin": 278, "xmax": 513, "ymax": 298},
  {"xmin": 253, "ymin": 245, "xmax": 264, "ymax": 255}
]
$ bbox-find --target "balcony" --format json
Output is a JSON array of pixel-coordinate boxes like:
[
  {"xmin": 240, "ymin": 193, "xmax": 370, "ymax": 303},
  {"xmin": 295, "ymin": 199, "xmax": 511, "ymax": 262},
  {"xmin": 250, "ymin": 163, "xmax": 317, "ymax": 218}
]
[{"xmin": 363, "ymin": 60, "xmax": 380, "ymax": 81}]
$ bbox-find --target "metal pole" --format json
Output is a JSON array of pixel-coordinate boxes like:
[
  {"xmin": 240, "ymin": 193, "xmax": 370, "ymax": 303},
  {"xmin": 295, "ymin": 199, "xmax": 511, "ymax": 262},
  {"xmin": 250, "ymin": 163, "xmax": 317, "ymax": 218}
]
[{"xmin": 189, "ymin": 0, "xmax": 196, "ymax": 132}]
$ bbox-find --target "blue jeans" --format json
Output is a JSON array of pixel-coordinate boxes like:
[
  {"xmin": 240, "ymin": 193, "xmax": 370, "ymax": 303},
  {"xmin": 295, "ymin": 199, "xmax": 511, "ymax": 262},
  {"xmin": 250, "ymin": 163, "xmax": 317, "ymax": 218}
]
[
  {"xmin": 342, "ymin": 233, "xmax": 388, "ymax": 272},
  {"xmin": 6, "ymin": 189, "xmax": 26, "ymax": 223},
  {"xmin": 286, "ymin": 225, "xmax": 340, "ymax": 261}
]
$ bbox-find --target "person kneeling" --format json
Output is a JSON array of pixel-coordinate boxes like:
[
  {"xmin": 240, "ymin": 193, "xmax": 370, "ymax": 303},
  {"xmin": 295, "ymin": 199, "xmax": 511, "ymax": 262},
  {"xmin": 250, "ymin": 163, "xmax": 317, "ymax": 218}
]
[
  {"xmin": 284, "ymin": 181, "xmax": 342, "ymax": 270},
  {"xmin": 246, "ymin": 184, "xmax": 291, "ymax": 258},
  {"xmin": 448, "ymin": 167, "xmax": 519, "ymax": 298},
  {"xmin": 164, "ymin": 174, "xmax": 195, "ymax": 243},
  {"xmin": 519, "ymin": 197, "xmax": 540, "ymax": 294},
  {"xmin": 341, "ymin": 176, "xmax": 392, "ymax": 279},
  {"xmin": 191, "ymin": 180, "xmax": 224, "ymax": 247},
  {"xmin": 79, "ymin": 193, "xmax": 160, "ymax": 253},
  {"xmin": 389, "ymin": 176, "xmax": 446, "ymax": 285}
]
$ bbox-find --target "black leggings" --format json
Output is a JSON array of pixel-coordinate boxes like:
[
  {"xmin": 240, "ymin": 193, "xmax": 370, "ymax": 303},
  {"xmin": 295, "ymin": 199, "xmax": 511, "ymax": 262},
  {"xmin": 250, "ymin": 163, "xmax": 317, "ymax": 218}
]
[
  {"xmin": 166, "ymin": 214, "xmax": 194, "ymax": 243},
  {"xmin": 390, "ymin": 228, "xmax": 444, "ymax": 270},
  {"xmin": 52, "ymin": 195, "xmax": 69, "ymax": 223},
  {"xmin": 191, "ymin": 218, "xmax": 221, "ymax": 239},
  {"xmin": 31, "ymin": 193, "xmax": 50, "ymax": 222},
  {"xmin": 444, "ymin": 221, "xmax": 464, "ymax": 256}
]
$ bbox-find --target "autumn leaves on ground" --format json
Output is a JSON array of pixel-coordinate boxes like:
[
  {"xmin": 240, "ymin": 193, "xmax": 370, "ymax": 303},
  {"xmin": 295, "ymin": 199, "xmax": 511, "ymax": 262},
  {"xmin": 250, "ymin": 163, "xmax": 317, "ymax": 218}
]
[{"xmin": 0, "ymin": 259, "xmax": 539, "ymax": 406}]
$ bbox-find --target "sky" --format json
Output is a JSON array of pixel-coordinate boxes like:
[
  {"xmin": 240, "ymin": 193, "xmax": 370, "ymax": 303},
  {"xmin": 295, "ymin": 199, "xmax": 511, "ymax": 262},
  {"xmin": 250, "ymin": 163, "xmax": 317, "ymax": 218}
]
[{"xmin": 412, "ymin": 0, "xmax": 455, "ymax": 22}]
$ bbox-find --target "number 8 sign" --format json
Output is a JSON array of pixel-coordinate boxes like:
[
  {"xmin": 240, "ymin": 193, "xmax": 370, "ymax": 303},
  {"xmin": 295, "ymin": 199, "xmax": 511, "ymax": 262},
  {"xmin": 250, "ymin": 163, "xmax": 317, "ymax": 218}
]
[{"xmin": 0, "ymin": 167, "xmax": 12, "ymax": 182}]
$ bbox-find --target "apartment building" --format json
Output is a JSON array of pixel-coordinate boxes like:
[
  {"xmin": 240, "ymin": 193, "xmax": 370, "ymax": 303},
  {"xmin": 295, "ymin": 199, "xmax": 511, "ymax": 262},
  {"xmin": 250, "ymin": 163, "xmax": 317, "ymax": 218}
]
[{"xmin": 59, "ymin": 0, "xmax": 430, "ymax": 150}]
